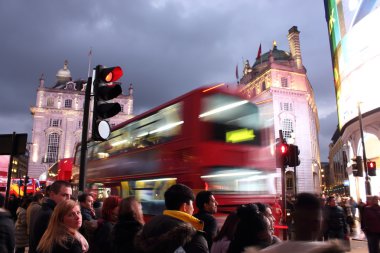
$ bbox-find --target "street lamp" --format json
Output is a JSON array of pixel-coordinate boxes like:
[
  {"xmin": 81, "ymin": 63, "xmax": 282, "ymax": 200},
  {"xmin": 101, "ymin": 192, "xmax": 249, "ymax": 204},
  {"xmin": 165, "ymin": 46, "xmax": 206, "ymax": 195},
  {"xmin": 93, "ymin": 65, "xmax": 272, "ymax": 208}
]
[{"xmin": 358, "ymin": 102, "xmax": 371, "ymax": 195}]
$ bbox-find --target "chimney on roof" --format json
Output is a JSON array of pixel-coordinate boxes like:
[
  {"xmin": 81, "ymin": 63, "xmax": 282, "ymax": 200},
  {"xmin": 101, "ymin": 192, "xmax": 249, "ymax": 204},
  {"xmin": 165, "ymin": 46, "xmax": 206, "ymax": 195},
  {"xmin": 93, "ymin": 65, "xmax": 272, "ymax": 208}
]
[{"xmin": 287, "ymin": 26, "xmax": 303, "ymax": 69}]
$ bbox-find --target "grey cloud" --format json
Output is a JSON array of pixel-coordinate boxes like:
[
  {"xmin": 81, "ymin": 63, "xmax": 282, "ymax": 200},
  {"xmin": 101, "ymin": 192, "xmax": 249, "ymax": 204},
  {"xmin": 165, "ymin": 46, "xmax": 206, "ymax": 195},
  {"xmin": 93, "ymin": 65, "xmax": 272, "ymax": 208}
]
[{"xmin": 0, "ymin": 0, "xmax": 337, "ymax": 160}]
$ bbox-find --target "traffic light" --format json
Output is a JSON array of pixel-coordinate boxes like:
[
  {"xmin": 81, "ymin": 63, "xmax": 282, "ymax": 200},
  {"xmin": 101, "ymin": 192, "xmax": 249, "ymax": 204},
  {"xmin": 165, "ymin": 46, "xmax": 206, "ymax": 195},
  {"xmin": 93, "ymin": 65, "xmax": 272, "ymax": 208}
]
[
  {"xmin": 288, "ymin": 144, "xmax": 300, "ymax": 167},
  {"xmin": 367, "ymin": 161, "xmax": 376, "ymax": 176},
  {"xmin": 276, "ymin": 141, "xmax": 289, "ymax": 168},
  {"xmin": 92, "ymin": 65, "xmax": 123, "ymax": 141},
  {"xmin": 352, "ymin": 156, "xmax": 363, "ymax": 177}
]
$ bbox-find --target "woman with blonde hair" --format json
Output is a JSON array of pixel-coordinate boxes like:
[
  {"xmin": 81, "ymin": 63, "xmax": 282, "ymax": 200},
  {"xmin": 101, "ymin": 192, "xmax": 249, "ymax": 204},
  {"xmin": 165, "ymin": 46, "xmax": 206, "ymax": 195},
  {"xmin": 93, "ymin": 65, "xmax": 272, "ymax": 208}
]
[
  {"xmin": 37, "ymin": 199, "xmax": 89, "ymax": 253},
  {"xmin": 112, "ymin": 196, "xmax": 145, "ymax": 253}
]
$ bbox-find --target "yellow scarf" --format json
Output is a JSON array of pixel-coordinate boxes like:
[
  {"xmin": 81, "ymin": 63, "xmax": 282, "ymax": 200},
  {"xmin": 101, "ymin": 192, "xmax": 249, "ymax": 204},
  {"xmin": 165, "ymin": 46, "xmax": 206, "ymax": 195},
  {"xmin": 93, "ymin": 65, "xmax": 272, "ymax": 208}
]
[{"xmin": 163, "ymin": 210, "xmax": 204, "ymax": 231}]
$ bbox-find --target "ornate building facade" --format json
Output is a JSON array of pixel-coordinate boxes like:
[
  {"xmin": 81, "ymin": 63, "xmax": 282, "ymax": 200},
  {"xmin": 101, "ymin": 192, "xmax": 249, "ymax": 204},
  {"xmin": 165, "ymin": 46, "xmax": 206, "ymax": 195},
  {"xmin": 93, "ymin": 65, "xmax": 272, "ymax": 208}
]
[
  {"xmin": 239, "ymin": 26, "xmax": 321, "ymax": 194},
  {"xmin": 28, "ymin": 61, "xmax": 134, "ymax": 179}
]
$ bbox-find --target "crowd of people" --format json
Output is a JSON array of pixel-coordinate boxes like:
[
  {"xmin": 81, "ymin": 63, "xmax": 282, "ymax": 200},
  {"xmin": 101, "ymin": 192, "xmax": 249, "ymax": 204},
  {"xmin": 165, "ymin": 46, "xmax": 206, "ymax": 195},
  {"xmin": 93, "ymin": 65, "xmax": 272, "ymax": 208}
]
[{"xmin": 0, "ymin": 180, "xmax": 379, "ymax": 253}]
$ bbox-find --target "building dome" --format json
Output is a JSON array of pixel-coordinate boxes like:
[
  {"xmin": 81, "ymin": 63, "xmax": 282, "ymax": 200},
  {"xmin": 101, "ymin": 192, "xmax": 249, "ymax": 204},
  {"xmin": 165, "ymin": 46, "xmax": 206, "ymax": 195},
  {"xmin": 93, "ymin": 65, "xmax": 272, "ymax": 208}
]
[
  {"xmin": 55, "ymin": 60, "xmax": 72, "ymax": 87},
  {"xmin": 253, "ymin": 45, "xmax": 291, "ymax": 67}
]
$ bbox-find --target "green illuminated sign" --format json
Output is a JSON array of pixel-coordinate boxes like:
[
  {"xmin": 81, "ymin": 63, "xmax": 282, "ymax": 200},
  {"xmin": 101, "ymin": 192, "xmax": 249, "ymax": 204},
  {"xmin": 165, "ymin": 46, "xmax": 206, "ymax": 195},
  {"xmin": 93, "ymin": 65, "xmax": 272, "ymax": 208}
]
[{"xmin": 226, "ymin": 128, "xmax": 255, "ymax": 143}]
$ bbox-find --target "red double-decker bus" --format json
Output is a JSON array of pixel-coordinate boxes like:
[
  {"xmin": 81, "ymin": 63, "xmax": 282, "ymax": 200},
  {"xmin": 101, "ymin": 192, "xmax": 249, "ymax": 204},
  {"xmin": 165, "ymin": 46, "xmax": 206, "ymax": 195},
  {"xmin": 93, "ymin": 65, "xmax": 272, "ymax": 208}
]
[{"xmin": 72, "ymin": 84, "xmax": 277, "ymax": 215}]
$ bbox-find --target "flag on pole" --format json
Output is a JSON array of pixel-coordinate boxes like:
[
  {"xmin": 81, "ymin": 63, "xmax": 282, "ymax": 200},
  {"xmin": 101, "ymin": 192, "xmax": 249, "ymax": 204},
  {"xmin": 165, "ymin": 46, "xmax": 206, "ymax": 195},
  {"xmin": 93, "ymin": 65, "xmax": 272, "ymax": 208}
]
[
  {"xmin": 256, "ymin": 43, "xmax": 262, "ymax": 59},
  {"xmin": 235, "ymin": 64, "xmax": 239, "ymax": 80}
]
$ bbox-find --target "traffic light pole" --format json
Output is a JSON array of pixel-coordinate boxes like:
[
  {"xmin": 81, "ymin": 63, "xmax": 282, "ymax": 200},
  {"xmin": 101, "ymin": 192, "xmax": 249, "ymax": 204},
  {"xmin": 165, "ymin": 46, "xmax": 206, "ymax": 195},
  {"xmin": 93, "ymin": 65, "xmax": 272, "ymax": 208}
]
[
  {"xmin": 279, "ymin": 130, "xmax": 287, "ymax": 240},
  {"xmin": 358, "ymin": 103, "xmax": 371, "ymax": 195},
  {"xmin": 79, "ymin": 76, "xmax": 92, "ymax": 192}
]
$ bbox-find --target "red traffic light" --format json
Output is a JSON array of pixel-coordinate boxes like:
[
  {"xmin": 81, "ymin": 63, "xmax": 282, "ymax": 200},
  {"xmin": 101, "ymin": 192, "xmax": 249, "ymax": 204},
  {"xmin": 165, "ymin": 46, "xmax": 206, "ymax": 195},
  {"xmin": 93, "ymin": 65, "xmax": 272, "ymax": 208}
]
[
  {"xmin": 367, "ymin": 161, "xmax": 376, "ymax": 176},
  {"xmin": 280, "ymin": 143, "xmax": 288, "ymax": 154},
  {"xmin": 99, "ymin": 66, "xmax": 123, "ymax": 83},
  {"xmin": 368, "ymin": 161, "xmax": 376, "ymax": 169}
]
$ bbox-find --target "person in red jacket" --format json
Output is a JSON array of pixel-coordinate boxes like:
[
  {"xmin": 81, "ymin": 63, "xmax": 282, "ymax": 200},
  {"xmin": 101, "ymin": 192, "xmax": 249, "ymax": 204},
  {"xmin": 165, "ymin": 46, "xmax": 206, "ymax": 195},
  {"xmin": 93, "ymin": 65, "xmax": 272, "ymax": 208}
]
[{"xmin": 362, "ymin": 195, "xmax": 380, "ymax": 253}]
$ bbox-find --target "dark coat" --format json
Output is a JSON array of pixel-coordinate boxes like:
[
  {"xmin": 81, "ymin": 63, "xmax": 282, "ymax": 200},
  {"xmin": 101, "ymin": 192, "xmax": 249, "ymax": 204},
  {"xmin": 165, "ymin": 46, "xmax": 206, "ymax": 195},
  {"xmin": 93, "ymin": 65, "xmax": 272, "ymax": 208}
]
[
  {"xmin": 0, "ymin": 209, "xmax": 15, "ymax": 253},
  {"xmin": 112, "ymin": 218, "xmax": 143, "ymax": 253},
  {"xmin": 194, "ymin": 211, "xmax": 218, "ymax": 249},
  {"xmin": 362, "ymin": 205, "xmax": 380, "ymax": 233},
  {"xmin": 81, "ymin": 207, "xmax": 96, "ymax": 221},
  {"xmin": 324, "ymin": 206, "xmax": 347, "ymax": 234},
  {"xmin": 37, "ymin": 236, "xmax": 83, "ymax": 253},
  {"xmin": 135, "ymin": 214, "xmax": 209, "ymax": 253},
  {"xmin": 29, "ymin": 198, "xmax": 56, "ymax": 253},
  {"xmin": 92, "ymin": 220, "xmax": 115, "ymax": 253}
]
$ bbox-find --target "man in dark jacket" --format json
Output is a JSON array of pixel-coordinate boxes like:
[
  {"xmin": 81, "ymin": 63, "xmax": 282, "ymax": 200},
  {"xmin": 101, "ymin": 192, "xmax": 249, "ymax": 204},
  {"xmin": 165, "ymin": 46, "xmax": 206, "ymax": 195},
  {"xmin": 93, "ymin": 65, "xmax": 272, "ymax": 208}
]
[
  {"xmin": 362, "ymin": 195, "xmax": 380, "ymax": 253},
  {"xmin": 0, "ymin": 193, "xmax": 15, "ymax": 253},
  {"xmin": 194, "ymin": 190, "xmax": 218, "ymax": 249},
  {"xmin": 324, "ymin": 196, "xmax": 348, "ymax": 240},
  {"xmin": 78, "ymin": 192, "xmax": 97, "ymax": 221},
  {"xmin": 29, "ymin": 180, "xmax": 72, "ymax": 253},
  {"xmin": 135, "ymin": 184, "xmax": 209, "ymax": 253}
]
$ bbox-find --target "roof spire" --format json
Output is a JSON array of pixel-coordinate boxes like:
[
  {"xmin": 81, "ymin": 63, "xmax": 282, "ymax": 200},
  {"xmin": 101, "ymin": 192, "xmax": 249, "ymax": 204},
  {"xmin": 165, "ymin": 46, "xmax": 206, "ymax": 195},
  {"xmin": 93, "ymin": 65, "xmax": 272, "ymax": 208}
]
[{"xmin": 39, "ymin": 74, "xmax": 45, "ymax": 88}]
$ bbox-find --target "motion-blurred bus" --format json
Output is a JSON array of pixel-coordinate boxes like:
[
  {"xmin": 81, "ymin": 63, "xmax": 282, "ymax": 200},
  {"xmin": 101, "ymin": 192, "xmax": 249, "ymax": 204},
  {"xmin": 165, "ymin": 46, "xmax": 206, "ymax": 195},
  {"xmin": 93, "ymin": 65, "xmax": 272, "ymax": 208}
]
[
  {"xmin": 72, "ymin": 84, "xmax": 278, "ymax": 215},
  {"xmin": 47, "ymin": 158, "xmax": 74, "ymax": 184},
  {"xmin": 10, "ymin": 177, "xmax": 42, "ymax": 197}
]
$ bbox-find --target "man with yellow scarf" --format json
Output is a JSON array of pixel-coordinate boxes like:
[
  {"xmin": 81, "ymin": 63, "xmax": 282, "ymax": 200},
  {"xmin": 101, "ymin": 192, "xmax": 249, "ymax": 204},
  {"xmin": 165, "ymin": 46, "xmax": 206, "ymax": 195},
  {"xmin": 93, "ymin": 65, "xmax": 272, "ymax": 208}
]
[{"xmin": 135, "ymin": 184, "xmax": 209, "ymax": 253}]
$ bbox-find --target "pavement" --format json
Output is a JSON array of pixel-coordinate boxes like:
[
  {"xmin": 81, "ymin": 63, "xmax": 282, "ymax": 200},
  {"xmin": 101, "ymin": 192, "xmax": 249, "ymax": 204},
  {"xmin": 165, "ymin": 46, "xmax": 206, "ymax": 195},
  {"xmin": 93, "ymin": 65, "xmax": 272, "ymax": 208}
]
[{"xmin": 348, "ymin": 219, "xmax": 369, "ymax": 253}]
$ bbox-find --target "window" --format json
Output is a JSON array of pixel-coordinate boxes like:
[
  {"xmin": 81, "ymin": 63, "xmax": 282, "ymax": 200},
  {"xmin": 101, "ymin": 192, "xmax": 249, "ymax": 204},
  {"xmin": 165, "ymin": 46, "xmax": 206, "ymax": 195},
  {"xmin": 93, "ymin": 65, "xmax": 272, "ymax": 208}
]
[
  {"xmin": 201, "ymin": 94, "xmax": 261, "ymax": 146},
  {"xmin": 120, "ymin": 104, "xmax": 124, "ymax": 112},
  {"xmin": 50, "ymin": 119, "xmax": 60, "ymax": 127},
  {"xmin": 89, "ymin": 102, "xmax": 184, "ymax": 159},
  {"xmin": 281, "ymin": 77, "xmax": 288, "ymax": 87},
  {"xmin": 261, "ymin": 82, "xmax": 266, "ymax": 91},
  {"xmin": 47, "ymin": 97, "xmax": 54, "ymax": 107},
  {"xmin": 280, "ymin": 102, "xmax": 293, "ymax": 111},
  {"xmin": 66, "ymin": 83, "xmax": 75, "ymax": 90},
  {"xmin": 65, "ymin": 99, "xmax": 72, "ymax": 108},
  {"xmin": 281, "ymin": 118, "xmax": 293, "ymax": 139},
  {"xmin": 78, "ymin": 121, "xmax": 82, "ymax": 128},
  {"xmin": 46, "ymin": 133, "xmax": 60, "ymax": 163},
  {"xmin": 283, "ymin": 102, "xmax": 292, "ymax": 111}
]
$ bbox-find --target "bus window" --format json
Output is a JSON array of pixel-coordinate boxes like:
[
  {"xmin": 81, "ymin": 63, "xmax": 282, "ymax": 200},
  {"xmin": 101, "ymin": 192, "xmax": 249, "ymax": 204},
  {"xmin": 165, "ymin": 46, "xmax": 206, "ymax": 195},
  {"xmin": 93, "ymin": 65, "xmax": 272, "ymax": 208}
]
[
  {"xmin": 201, "ymin": 167, "xmax": 277, "ymax": 195},
  {"xmin": 200, "ymin": 94, "xmax": 261, "ymax": 145},
  {"xmin": 131, "ymin": 178, "xmax": 176, "ymax": 216}
]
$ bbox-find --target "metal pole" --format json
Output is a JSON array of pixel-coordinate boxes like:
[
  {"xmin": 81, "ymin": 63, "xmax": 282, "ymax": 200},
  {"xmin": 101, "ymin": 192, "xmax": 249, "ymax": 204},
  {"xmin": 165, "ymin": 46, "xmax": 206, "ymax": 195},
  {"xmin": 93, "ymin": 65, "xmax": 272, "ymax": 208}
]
[
  {"xmin": 293, "ymin": 163, "xmax": 297, "ymax": 197},
  {"xmin": 358, "ymin": 103, "xmax": 371, "ymax": 195},
  {"xmin": 79, "ymin": 76, "xmax": 93, "ymax": 192},
  {"xmin": 279, "ymin": 130, "xmax": 287, "ymax": 240},
  {"xmin": 5, "ymin": 132, "xmax": 16, "ymax": 209}
]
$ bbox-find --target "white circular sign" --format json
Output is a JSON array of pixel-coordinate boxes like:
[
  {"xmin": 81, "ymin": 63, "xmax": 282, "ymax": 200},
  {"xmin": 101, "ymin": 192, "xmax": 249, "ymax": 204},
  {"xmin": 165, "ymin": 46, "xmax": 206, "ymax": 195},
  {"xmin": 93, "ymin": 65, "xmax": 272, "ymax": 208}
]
[{"xmin": 98, "ymin": 120, "xmax": 110, "ymax": 140}]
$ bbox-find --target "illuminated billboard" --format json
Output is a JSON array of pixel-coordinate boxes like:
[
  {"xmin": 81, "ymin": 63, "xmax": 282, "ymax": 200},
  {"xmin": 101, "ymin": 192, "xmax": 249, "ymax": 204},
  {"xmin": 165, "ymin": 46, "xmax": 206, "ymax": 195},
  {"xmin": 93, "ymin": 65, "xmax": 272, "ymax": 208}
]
[{"xmin": 325, "ymin": 0, "xmax": 380, "ymax": 129}]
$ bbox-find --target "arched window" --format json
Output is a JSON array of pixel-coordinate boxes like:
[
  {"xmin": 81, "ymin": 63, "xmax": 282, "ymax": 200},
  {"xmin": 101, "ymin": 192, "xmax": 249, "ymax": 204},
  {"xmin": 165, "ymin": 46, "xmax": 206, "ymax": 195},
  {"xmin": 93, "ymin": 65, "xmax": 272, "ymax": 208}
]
[
  {"xmin": 281, "ymin": 118, "xmax": 294, "ymax": 140},
  {"xmin": 46, "ymin": 133, "xmax": 60, "ymax": 163}
]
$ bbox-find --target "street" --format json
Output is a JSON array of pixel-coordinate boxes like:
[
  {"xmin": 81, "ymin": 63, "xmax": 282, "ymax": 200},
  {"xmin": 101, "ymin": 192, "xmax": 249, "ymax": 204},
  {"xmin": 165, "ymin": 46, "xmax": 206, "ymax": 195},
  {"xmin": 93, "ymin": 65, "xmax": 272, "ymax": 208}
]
[{"xmin": 351, "ymin": 239, "xmax": 368, "ymax": 253}]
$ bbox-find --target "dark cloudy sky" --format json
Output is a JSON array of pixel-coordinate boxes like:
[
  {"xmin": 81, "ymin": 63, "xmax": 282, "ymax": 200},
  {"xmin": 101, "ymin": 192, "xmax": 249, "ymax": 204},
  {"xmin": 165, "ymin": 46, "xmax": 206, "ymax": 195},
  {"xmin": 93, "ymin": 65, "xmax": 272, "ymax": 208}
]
[{"xmin": 0, "ymin": 1, "xmax": 337, "ymax": 161}]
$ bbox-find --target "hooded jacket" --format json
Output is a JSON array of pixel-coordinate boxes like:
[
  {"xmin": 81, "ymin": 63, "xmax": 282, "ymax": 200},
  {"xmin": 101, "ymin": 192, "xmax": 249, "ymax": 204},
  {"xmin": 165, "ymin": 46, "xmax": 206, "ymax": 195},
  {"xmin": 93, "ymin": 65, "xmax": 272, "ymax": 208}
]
[
  {"xmin": 15, "ymin": 207, "xmax": 29, "ymax": 247},
  {"xmin": 135, "ymin": 211, "xmax": 208, "ymax": 253}
]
